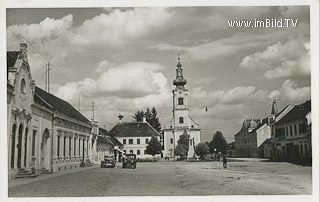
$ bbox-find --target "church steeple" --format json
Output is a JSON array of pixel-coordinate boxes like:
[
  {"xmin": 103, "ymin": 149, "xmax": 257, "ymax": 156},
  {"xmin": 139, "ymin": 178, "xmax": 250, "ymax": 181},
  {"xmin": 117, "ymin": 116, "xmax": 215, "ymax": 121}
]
[
  {"xmin": 173, "ymin": 54, "xmax": 187, "ymax": 89},
  {"xmin": 271, "ymin": 98, "xmax": 278, "ymax": 115}
]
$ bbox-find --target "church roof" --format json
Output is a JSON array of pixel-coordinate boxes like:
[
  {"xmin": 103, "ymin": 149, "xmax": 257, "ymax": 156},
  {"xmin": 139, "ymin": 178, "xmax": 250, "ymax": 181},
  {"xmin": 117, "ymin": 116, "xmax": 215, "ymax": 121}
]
[
  {"xmin": 35, "ymin": 86, "xmax": 90, "ymax": 124},
  {"xmin": 109, "ymin": 122, "xmax": 160, "ymax": 138}
]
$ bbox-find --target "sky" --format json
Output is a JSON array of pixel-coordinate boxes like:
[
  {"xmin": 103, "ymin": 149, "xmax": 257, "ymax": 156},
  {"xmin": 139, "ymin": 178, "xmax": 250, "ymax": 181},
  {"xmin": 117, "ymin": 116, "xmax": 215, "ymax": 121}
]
[{"xmin": 6, "ymin": 6, "xmax": 311, "ymax": 143}]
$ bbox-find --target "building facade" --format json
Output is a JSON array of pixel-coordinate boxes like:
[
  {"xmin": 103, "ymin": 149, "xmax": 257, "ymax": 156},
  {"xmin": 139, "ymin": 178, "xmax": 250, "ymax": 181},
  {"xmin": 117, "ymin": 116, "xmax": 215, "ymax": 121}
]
[
  {"xmin": 109, "ymin": 115, "xmax": 161, "ymax": 159},
  {"xmin": 273, "ymin": 100, "xmax": 311, "ymax": 164},
  {"xmin": 163, "ymin": 57, "xmax": 201, "ymax": 158},
  {"xmin": 7, "ymin": 43, "xmax": 97, "ymax": 179}
]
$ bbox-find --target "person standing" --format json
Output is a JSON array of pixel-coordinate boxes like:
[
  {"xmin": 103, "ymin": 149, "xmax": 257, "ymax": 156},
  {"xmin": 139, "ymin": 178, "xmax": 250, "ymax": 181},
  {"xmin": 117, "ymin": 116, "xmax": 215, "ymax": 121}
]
[{"xmin": 223, "ymin": 156, "xmax": 227, "ymax": 169}]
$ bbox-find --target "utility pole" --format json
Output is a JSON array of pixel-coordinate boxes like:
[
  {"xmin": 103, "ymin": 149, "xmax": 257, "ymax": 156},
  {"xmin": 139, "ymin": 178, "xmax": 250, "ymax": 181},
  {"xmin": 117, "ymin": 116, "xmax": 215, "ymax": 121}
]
[
  {"xmin": 78, "ymin": 93, "xmax": 81, "ymax": 111},
  {"xmin": 45, "ymin": 62, "xmax": 51, "ymax": 93},
  {"xmin": 92, "ymin": 102, "xmax": 95, "ymax": 121}
]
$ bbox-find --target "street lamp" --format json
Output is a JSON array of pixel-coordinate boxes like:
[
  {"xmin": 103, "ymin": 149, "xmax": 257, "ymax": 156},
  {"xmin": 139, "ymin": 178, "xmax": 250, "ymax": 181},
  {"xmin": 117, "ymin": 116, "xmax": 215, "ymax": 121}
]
[{"xmin": 214, "ymin": 149, "xmax": 217, "ymax": 161}]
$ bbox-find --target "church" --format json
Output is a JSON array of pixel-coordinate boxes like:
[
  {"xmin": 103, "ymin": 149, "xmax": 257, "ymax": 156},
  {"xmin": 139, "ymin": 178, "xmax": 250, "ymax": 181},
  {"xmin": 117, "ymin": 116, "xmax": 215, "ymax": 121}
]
[{"xmin": 163, "ymin": 57, "xmax": 201, "ymax": 158}]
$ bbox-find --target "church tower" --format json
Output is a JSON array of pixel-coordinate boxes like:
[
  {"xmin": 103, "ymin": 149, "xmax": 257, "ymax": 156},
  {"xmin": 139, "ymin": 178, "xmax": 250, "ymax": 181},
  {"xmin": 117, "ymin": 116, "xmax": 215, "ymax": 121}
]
[{"xmin": 163, "ymin": 56, "xmax": 201, "ymax": 158}]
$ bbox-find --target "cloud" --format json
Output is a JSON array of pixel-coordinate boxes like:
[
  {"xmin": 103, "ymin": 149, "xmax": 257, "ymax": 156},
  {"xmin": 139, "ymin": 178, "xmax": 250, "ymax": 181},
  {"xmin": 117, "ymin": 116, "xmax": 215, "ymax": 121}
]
[
  {"xmin": 95, "ymin": 60, "xmax": 115, "ymax": 73},
  {"xmin": 7, "ymin": 14, "xmax": 73, "ymax": 43},
  {"xmin": 239, "ymin": 37, "xmax": 310, "ymax": 79},
  {"xmin": 269, "ymin": 80, "xmax": 310, "ymax": 102},
  {"xmin": 70, "ymin": 8, "xmax": 172, "ymax": 47},
  {"xmin": 56, "ymin": 62, "xmax": 168, "ymax": 100},
  {"xmin": 191, "ymin": 86, "xmax": 269, "ymax": 107}
]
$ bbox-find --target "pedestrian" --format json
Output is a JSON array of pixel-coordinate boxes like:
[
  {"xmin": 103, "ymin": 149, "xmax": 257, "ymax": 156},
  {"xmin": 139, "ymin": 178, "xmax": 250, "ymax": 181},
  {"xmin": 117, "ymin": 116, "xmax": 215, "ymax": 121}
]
[{"xmin": 223, "ymin": 156, "xmax": 227, "ymax": 169}]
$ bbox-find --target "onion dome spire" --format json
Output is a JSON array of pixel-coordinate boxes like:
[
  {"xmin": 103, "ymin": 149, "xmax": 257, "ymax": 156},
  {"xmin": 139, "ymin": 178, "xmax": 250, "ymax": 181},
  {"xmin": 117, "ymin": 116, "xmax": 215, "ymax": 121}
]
[{"xmin": 173, "ymin": 54, "xmax": 187, "ymax": 88}]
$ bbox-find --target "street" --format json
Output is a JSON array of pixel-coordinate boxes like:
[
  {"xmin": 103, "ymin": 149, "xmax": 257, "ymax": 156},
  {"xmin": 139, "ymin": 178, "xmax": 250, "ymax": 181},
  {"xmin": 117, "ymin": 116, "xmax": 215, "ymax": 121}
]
[{"xmin": 8, "ymin": 159, "xmax": 312, "ymax": 197}]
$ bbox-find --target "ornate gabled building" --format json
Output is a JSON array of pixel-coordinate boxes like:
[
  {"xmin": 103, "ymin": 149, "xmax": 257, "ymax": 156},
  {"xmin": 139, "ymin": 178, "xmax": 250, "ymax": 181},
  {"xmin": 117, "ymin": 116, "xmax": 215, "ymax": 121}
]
[
  {"xmin": 7, "ymin": 43, "xmax": 98, "ymax": 179},
  {"xmin": 163, "ymin": 57, "xmax": 201, "ymax": 158}
]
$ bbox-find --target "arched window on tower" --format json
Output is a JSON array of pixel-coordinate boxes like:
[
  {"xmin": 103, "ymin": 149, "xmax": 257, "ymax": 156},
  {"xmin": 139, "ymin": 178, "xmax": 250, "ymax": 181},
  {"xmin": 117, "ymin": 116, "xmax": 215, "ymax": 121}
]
[
  {"xmin": 178, "ymin": 98, "xmax": 184, "ymax": 105},
  {"xmin": 20, "ymin": 78, "xmax": 26, "ymax": 94},
  {"xmin": 179, "ymin": 117, "xmax": 184, "ymax": 123}
]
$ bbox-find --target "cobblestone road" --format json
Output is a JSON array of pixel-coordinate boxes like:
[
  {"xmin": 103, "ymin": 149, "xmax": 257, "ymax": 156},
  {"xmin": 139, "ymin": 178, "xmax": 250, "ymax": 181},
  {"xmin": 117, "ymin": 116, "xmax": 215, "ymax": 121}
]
[{"xmin": 8, "ymin": 159, "xmax": 312, "ymax": 197}]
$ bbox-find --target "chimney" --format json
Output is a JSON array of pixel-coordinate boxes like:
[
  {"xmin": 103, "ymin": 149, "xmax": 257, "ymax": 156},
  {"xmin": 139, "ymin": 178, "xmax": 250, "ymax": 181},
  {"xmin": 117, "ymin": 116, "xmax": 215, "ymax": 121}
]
[
  {"xmin": 118, "ymin": 113, "xmax": 124, "ymax": 124},
  {"xmin": 20, "ymin": 43, "xmax": 28, "ymax": 52},
  {"xmin": 142, "ymin": 115, "xmax": 147, "ymax": 123}
]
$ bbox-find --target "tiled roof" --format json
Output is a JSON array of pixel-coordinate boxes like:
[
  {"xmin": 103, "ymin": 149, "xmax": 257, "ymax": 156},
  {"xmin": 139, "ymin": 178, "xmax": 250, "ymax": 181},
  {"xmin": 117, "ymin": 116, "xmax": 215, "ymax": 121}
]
[
  {"xmin": 100, "ymin": 128, "xmax": 123, "ymax": 147},
  {"xmin": 110, "ymin": 122, "xmax": 160, "ymax": 138},
  {"xmin": 35, "ymin": 86, "xmax": 90, "ymax": 124},
  {"xmin": 276, "ymin": 100, "xmax": 311, "ymax": 125},
  {"xmin": 7, "ymin": 51, "xmax": 20, "ymax": 78}
]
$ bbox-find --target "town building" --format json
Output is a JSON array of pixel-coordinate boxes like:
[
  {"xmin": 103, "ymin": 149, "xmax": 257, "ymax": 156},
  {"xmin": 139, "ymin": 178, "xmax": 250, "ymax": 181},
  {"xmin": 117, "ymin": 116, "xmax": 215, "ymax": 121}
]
[
  {"xmin": 96, "ymin": 129, "xmax": 114, "ymax": 162},
  {"xmin": 273, "ymin": 100, "xmax": 311, "ymax": 164},
  {"xmin": 234, "ymin": 100, "xmax": 283, "ymax": 158},
  {"xmin": 7, "ymin": 43, "xmax": 97, "ymax": 179},
  {"xmin": 163, "ymin": 57, "xmax": 201, "ymax": 158},
  {"xmin": 99, "ymin": 128, "xmax": 124, "ymax": 162},
  {"xmin": 234, "ymin": 118, "xmax": 270, "ymax": 157},
  {"xmin": 109, "ymin": 114, "xmax": 161, "ymax": 159}
]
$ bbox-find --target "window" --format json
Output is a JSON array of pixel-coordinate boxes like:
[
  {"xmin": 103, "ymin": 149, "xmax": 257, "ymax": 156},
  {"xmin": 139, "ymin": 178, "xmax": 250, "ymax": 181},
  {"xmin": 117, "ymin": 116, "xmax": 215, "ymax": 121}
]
[
  {"xmin": 137, "ymin": 139, "xmax": 140, "ymax": 144},
  {"xmin": 299, "ymin": 123, "xmax": 307, "ymax": 134},
  {"xmin": 63, "ymin": 137, "xmax": 66, "ymax": 157},
  {"xmin": 69, "ymin": 137, "xmax": 72, "ymax": 156},
  {"xmin": 285, "ymin": 127, "xmax": 287, "ymax": 136},
  {"xmin": 179, "ymin": 117, "xmax": 184, "ymax": 123},
  {"xmin": 123, "ymin": 150, "xmax": 126, "ymax": 154},
  {"xmin": 130, "ymin": 150, "xmax": 133, "ymax": 154},
  {"xmin": 20, "ymin": 78, "xmax": 26, "ymax": 94},
  {"xmin": 123, "ymin": 139, "xmax": 126, "ymax": 144},
  {"xmin": 129, "ymin": 139, "xmax": 133, "ymax": 144},
  {"xmin": 137, "ymin": 150, "xmax": 140, "ymax": 155},
  {"xmin": 178, "ymin": 98, "xmax": 184, "ymax": 105},
  {"xmin": 32, "ymin": 130, "xmax": 37, "ymax": 156},
  {"xmin": 290, "ymin": 125, "xmax": 293, "ymax": 136},
  {"xmin": 57, "ymin": 136, "xmax": 60, "ymax": 157},
  {"xmin": 170, "ymin": 138, "xmax": 173, "ymax": 144},
  {"xmin": 190, "ymin": 139, "xmax": 192, "ymax": 146},
  {"xmin": 294, "ymin": 125, "xmax": 297, "ymax": 135},
  {"xmin": 305, "ymin": 144, "xmax": 308, "ymax": 155},
  {"xmin": 74, "ymin": 138, "xmax": 76, "ymax": 156},
  {"xmin": 144, "ymin": 150, "xmax": 147, "ymax": 154},
  {"xmin": 145, "ymin": 139, "xmax": 149, "ymax": 144}
]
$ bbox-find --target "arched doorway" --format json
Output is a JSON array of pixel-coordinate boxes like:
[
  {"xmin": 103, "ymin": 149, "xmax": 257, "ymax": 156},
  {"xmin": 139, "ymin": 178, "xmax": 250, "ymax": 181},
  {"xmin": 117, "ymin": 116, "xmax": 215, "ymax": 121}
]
[
  {"xmin": 17, "ymin": 124, "xmax": 24, "ymax": 169},
  {"xmin": 24, "ymin": 127, "xmax": 29, "ymax": 167},
  {"xmin": 41, "ymin": 129, "xmax": 50, "ymax": 169},
  {"xmin": 11, "ymin": 124, "xmax": 17, "ymax": 169}
]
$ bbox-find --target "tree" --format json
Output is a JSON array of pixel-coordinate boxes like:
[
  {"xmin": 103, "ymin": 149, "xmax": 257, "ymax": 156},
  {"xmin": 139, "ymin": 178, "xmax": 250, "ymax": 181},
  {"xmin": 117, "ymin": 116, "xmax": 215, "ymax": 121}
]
[
  {"xmin": 132, "ymin": 107, "xmax": 162, "ymax": 133},
  {"xmin": 132, "ymin": 110, "xmax": 145, "ymax": 122},
  {"xmin": 150, "ymin": 107, "xmax": 161, "ymax": 133},
  {"xmin": 174, "ymin": 132, "xmax": 190, "ymax": 158},
  {"xmin": 195, "ymin": 143, "xmax": 210, "ymax": 160},
  {"xmin": 145, "ymin": 136, "xmax": 162, "ymax": 157},
  {"xmin": 209, "ymin": 131, "xmax": 228, "ymax": 154}
]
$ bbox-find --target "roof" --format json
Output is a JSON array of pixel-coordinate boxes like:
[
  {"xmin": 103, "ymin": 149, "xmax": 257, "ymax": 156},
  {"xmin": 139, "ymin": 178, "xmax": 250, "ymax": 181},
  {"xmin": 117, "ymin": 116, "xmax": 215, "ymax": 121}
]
[
  {"xmin": 97, "ymin": 135, "xmax": 114, "ymax": 145},
  {"xmin": 7, "ymin": 51, "xmax": 20, "ymax": 79},
  {"xmin": 100, "ymin": 128, "xmax": 123, "ymax": 147},
  {"xmin": 110, "ymin": 122, "xmax": 160, "ymax": 138},
  {"xmin": 250, "ymin": 118, "xmax": 269, "ymax": 133},
  {"xmin": 276, "ymin": 100, "xmax": 311, "ymax": 125},
  {"xmin": 35, "ymin": 86, "xmax": 90, "ymax": 124},
  {"xmin": 259, "ymin": 138, "xmax": 272, "ymax": 149}
]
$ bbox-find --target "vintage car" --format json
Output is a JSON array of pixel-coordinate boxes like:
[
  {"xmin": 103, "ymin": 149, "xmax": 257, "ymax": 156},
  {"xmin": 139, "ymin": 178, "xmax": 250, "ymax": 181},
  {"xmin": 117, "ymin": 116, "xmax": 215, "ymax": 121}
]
[
  {"xmin": 101, "ymin": 155, "xmax": 116, "ymax": 168},
  {"xmin": 122, "ymin": 154, "xmax": 137, "ymax": 169}
]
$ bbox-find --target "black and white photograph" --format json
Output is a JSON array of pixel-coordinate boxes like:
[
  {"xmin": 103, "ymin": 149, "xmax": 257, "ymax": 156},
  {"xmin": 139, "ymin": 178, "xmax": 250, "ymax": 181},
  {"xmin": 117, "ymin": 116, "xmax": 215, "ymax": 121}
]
[{"xmin": 1, "ymin": 0, "xmax": 319, "ymax": 201}]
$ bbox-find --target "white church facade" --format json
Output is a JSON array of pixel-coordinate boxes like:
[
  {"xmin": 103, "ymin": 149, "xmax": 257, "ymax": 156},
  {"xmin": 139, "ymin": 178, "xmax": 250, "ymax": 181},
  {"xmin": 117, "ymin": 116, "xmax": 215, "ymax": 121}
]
[{"xmin": 163, "ymin": 57, "xmax": 201, "ymax": 158}]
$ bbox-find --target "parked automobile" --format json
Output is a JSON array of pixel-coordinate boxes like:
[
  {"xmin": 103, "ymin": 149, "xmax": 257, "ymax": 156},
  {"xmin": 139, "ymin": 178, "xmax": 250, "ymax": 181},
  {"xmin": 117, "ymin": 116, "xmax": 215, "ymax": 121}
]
[
  {"xmin": 101, "ymin": 155, "xmax": 116, "ymax": 168},
  {"xmin": 122, "ymin": 154, "xmax": 137, "ymax": 169}
]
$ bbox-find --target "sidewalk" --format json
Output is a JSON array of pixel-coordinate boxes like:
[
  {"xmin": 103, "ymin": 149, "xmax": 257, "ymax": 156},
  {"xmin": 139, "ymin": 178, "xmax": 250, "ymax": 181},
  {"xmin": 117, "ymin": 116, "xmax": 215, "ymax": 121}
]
[{"xmin": 8, "ymin": 164, "xmax": 99, "ymax": 188}]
